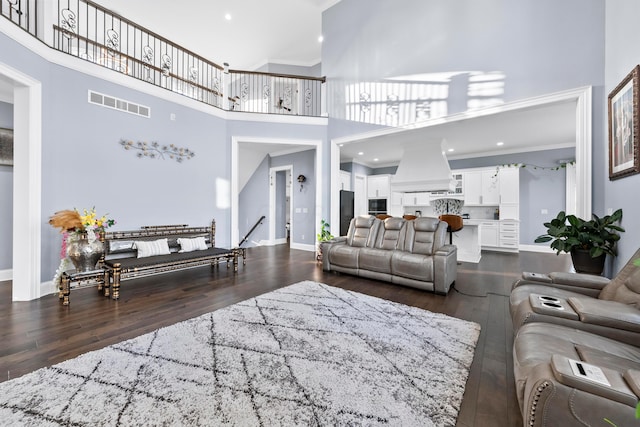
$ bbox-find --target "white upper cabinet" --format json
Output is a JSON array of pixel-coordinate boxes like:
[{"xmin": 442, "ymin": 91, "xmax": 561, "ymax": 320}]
[
  {"xmin": 464, "ymin": 171, "xmax": 482, "ymax": 205},
  {"xmin": 367, "ymin": 175, "xmax": 390, "ymax": 198},
  {"xmin": 463, "ymin": 169, "xmax": 499, "ymax": 206},
  {"xmin": 339, "ymin": 170, "xmax": 352, "ymax": 191},
  {"xmin": 481, "ymin": 169, "xmax": 500, "ymax": 205}
]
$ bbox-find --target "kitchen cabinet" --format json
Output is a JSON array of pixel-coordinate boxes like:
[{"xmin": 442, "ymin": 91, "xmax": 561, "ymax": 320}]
[
  {"xmin": 339, "ymin": 171, "xmax": 352, "ymax": 191},
  {"xmin": 389, "ymin": 192, "xmax": 404, "ymax": 217},
  {"xmin": 499, "ymin": 166, "xmax": 520, "ymax": 220},
  {"xmin": 499, "ymin": 220, "xmax": 519, "ymax": 251},
  {"xmin": 430, "ymin": 172, "xmax": 464, "ymax": 199},
  {"xmin": 464, "ymin": 169, "xmax": 499, "ymax": 206},
  {"xmin": 499, "ymin": 166, "xmax": 519, "ymax": 204},
  {"xmin": 403, "ymin": 192, "xmax": 431, "ymax": 206},
  {"xmin": 451, "ymin": 172, "xmax": 464, "ymax": 196},
  {"xmin": 367, "ymin": 175, "xmax": 390, "ymax": 198},
  {"xmin": 480, "ymin": 221, "xmax": 498, "ymax": 247}
]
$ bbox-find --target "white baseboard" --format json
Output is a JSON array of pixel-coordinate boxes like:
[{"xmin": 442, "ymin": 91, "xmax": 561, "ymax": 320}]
[
  {"xmin": 273, "ymin": 238, "xmax": 287, "ymax": 245},
  {"xmin": 40, "ymin": 280, "xmax": 57, "ymax": 297},
  {"xmin": 519, "ymin": 244, "xmax": 556, "ymax": 254},
  {"xmin": 0, "ymin": 269, "xmax": 12, "ymax": 282},
  {"xmin": 290, "ymin": 242, "xmax": 315, "ymax": 252}
]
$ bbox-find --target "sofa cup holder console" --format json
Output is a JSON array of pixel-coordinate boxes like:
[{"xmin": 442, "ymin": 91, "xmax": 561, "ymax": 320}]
[{"xmin": 529, "ymin": 293, "xmax": 579, "ymax": 320}]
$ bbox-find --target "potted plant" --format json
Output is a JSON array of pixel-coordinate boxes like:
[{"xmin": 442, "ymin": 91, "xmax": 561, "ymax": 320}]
[
  {"xmin": 316, "ymin": 219, "xmax": 335, "ymax": 262},
  {"xmin": 534, "ymin": 209, "xmax": 624, "ymax": 275}
]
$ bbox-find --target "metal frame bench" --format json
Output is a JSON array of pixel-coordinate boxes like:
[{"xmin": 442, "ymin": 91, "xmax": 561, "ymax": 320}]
[{"xmin": 102, "ymin": 220, "xmax": 244, "ymax": 300}]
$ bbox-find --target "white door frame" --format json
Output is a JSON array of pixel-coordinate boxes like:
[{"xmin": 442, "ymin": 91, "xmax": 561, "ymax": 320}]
[
  {"xmin": 231, "ymin": 136, "xmax": 322, "ymax": 249},
  {"xmin": 329, "ymin": 86, "xmax": 592, "ymax": 230},
  {"xmin": 0, "ymin": 62, "xmax": 43, "ymax": 301},
  {"xmin": 269, "ymin": 165, "xmax": 293, "ymax": 245}
]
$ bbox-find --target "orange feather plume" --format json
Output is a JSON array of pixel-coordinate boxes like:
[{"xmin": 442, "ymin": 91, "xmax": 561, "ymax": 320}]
[{"xmin": 49, "ymin": 210, "xmax": 82, "ymax": 232}]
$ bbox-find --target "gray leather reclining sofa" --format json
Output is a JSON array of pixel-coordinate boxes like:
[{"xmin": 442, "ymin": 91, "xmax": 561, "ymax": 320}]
[
  {"xmin": 321, "ymin": 215, "xmax": 457, "ymax": 294},
  {"xmin": 509, "ymin": 249, "xmax": 640, "ymax": 426}
]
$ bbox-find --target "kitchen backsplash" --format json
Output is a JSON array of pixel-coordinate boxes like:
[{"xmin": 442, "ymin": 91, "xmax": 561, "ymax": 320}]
[{"xmin": 404, "ymin": 206, "xmax": 498, "ymax": 220}]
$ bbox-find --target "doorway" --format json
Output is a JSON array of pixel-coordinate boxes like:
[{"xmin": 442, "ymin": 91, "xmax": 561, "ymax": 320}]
[
  {"xmin": 231, "ymin": 136, "xmax": 323, "ymax": 249},
  {"xmin": 0, "ymin": 61, "xmax": 42, "ymax": 301},
  {"xmin": 329, "ymin": 87, "xmax": 593, "ymax": 231},
  {"xmin": 270, "ymin": 166, "xmax": 292, "ymax": 246}
]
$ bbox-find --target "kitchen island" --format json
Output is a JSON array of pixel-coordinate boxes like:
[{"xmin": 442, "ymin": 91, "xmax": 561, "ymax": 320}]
[{"xmin": 449, "ymin": 219, "xmax": 482, "ymax": 263}]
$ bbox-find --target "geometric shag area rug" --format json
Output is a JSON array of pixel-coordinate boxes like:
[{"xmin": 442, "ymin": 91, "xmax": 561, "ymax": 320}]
[{"xmin": 0, "ymin": 281, "xmax": 481, "ymax": 426}]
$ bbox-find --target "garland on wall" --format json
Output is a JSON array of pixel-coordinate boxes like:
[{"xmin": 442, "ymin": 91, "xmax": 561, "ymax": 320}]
[
  {"xmin": 119, "ymin": 139, "xmax": 195, "ymax": 162},
  {"xmin": 493, "ymin": 160, "xmax": 575, "ymax": 177}
]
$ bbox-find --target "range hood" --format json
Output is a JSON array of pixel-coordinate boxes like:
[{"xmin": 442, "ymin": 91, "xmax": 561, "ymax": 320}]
[{"xmin": 390, "ymin": 140, "xmax": 456, "ymax": 193}]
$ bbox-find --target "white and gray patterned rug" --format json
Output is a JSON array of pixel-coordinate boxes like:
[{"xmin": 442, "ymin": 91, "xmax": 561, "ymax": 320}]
[{"xmin": 0, "ymin": 281, "xmax": 480, "ymax": 426}]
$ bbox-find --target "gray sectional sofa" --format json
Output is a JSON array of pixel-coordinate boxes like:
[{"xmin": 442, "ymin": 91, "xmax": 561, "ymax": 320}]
[{"xmin": 321, "ymin": 215, "xmax": 457, "ymax": 294}]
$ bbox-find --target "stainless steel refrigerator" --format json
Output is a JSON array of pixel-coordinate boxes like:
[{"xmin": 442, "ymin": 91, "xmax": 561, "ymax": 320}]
[{"xmin": 339, "ymin": 190, "xmax": 355, "ymax": 236}]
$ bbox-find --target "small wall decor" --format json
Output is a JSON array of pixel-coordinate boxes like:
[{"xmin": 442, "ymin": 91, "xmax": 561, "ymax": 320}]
[
  {"xmin": 608, "ymin": 65, "xmax": 640, "ymax": 180},
  {"xmin": 297, "ymin": 174, "xmax": 306, "ymax": 191},
  {"xmin": 0, "ymin": 128, "xmax": 13, "ymax": 166},
  {"xmin": 119, "ymin": 139, "xmax": 195, "ymax": 162}
]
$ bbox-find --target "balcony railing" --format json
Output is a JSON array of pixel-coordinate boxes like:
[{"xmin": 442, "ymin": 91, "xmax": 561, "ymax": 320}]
[
  {"xmin": 1, "ymin": 0, "xmax": 325, "ymax": 116},
  {"xmin": 228, "ymin": 69, "xmax": 323, "ymax": 116},
  {"xmin": 1, "ymin": 0, "xmax": 38, "ymax": 37}
]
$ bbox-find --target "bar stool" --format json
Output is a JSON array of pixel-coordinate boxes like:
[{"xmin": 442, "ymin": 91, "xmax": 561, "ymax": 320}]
[{"xmin": 438, "ymin": 214, "xmax": 463, "ymax": 245}]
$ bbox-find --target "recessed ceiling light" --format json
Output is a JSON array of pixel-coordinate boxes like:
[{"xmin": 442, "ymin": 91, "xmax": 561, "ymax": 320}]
[
  {"xmin": 224, "ymin": 13, "xmax": 232, "ymax": 21},
  {"xmin": 339, "ymin": 143, "xmax": 344, "ymax": 147},
  {"xmin": 447, "ymin": 148, "xmax": 454, "ymax": 152},
  {"xmin": 373, "ymin": 158, "xmax": 379, "ymax": 162},
  {"xmin": 318, "ymin": 35, "xmax": 324, "ymax": 43},
  {"xmin": 358, "ymin": 152, "xmax": 364, "ymax": 155},
  {"xmin": 496, "ymin": 141, "xmax": 504, "ymax": 146}
]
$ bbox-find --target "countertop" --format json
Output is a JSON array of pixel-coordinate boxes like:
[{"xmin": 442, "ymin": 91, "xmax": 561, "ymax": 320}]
[{"xmin": 463, "ymin": 218, "xmax": 520, "ymax": 226}]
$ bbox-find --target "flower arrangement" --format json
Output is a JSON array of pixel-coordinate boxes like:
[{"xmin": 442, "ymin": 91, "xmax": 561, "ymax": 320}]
[
  {"xmin": 49, "ymin": 208, "xmax": 115, "ymax": 284},
  {"xmin": 49, "ymin": 207, "xmax": 115, "ymax": 235}
]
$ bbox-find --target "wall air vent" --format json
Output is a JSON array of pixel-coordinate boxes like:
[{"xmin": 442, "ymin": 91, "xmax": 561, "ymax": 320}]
[{"xmin": 88, "ymin": 90, "xmax": 150, "ymax": 118}]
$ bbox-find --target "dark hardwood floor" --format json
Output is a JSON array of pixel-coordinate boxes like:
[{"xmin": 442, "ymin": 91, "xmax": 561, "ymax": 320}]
[{"xmin": 0, "ymin": 246, "xmax": 572, "ymax": 426}]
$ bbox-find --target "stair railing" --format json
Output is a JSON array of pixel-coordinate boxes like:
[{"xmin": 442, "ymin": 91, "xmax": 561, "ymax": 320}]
[{"xmin": 239, "ymin": 215, "xmax": 265, "ymax": 247}]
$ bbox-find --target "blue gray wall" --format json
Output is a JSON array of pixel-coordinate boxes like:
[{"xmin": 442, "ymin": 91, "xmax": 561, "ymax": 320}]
[
  {"xmin": 238, "ymin": 156, "xmax": 270, "ymax": 245},
  {"xmin": 604, "ymin": 0, "xmax": 640, "ymax": 273},
  {"xmin": 0, "ymin": 100, "xmax": 12, "ymax": 271},
  {"xmin": 323, "ymin": 0, "xmax": 604, "ymax": 113},
  {"xmin": 0, "ymin": 30, "xmax": 326, "ymax": 283}
]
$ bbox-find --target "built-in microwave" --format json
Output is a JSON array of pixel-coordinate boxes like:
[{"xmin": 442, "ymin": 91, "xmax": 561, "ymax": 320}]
[{"xmin": 368, "ymin": 198, "xmax": 387, "ymax": 215}]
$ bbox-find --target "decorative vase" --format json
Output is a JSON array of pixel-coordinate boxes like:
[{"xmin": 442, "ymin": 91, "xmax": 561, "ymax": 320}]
[
  {"xmin": 66, "ymin": 231, "xmax": 105, "ymax": 273},
  {"xmin": 570, "ymin": 248, "xmax": 606, "ymax": 275}
]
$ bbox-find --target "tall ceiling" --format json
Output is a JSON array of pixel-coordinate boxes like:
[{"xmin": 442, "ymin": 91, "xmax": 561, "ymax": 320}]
[
  {"xmin": 91, "ymin": 0, "xmax": 340, "ymax": 70},
  {"xmin": 0, "ymin": 1, "xmax": 577, "ymax": 167}
]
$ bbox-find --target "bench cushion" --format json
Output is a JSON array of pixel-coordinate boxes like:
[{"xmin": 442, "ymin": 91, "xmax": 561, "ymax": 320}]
[{"xmin": 104, "ymin": 247, "xmax": 232, "ymax": 270}]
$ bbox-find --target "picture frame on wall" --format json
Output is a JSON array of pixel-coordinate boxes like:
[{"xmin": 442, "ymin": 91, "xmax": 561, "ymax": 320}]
[
  {"xmin": 608, "ymin": 65, "xmax": 640, "ymax": 180},
  {"xmin": 0, "ymin": 128, "xmax": 13, "ymax": 166}
]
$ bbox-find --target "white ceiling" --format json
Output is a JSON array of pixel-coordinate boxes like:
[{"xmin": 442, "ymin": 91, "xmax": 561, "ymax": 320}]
[{"xmin": 92, "ymin": 0, "xmax": 340, "ymax": 70}]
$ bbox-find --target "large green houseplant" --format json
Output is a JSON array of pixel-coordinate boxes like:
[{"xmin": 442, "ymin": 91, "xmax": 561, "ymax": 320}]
[{"xmin": 534, "ymin": 209, "xmax": 624, "ymax": 275}]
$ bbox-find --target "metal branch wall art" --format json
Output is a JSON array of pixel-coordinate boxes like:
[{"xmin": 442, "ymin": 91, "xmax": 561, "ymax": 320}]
[{"xmin": 119, "ymin": 139, "xmax": 195, "ymax": 162}]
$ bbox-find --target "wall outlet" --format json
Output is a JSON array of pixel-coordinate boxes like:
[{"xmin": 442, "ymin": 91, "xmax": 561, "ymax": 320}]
[
  {"xmin": 541, "ymin": 209, "xmax": 548, "ymax": 214},
  {"xmin": 301, "ymin": 234, "xmax": 304, "ymax": 240},
  {"xmin": 607, "ymin": 208, "xmax": 613, "ymax": 215}
]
